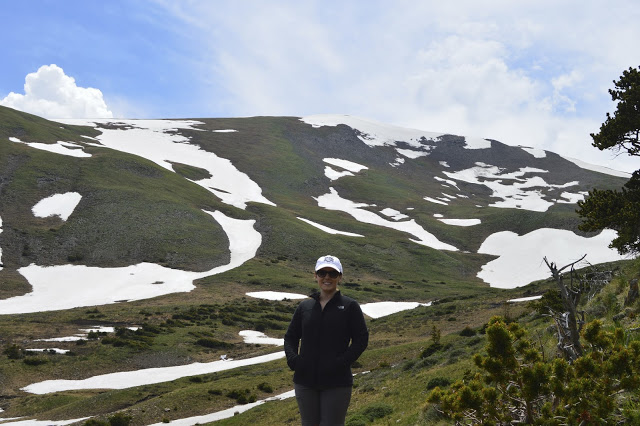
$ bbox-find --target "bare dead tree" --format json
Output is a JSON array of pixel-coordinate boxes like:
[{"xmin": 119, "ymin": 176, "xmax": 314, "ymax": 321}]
[
  {"xmin": 582, "ymin": 264, "xmax": 615, "ymax": 301},
  {"xmin": 625, "ymin": 278, "xmax": 639, "ymax": 306},
  {"xmin": 543, "ymin": 255, "xmax": 587, "ymax": 361}
]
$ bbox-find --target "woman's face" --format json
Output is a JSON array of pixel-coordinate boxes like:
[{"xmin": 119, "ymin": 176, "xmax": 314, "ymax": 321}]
[{"xmin": 315, "ymin": 267, "xmax": 342, "ymax": 293}]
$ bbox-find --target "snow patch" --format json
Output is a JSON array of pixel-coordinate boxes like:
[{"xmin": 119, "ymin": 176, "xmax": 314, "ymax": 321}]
[
  {"xmin": 324, "ymin": 166, "xmax": 354, "ymax": 181},
  {"xmin": 380, "ymin": 208, "xmax": 409, "ymax": 221},
  {"xmin": 443, "ymin": 163, "xmax": 582, "ymax": 212},
  {"xmin": 316, "ymin": 188, "xmax": 458, "ymax": 251},
  {"xmin": 562, "ymin": 156, "xmax": 631, "ymax": 178},
  {"xmin": 323, "ymin": 158, "xmax": 368, "ymax": 181},
  {"xmin": 434, "ymin": 176, "xmax": 460, "ymax": 190},
  {"xmin": 300, "ymin": 115, "xmax": 443, "ymax": 149},
  {"xmin": 0, "ymin": 211, "xmax": 261, "ymax": 315},
  {"xmin": 463, "ymin": 137, "xmax": 491, "ymax": 149},
  {"xmin": 59, "ymin": 118, "xmax": 205, "ymax": 132},
  {"xmin": 390, "ymin": 157, "xmax": 405, "ymax": 167},
  {"xmin": 22, "ymin": 351, "xmax": 286, "ymax": 394},
  {"xmin": 9, "ymin": 137, "xmax": 91, "ymax": 158},
  {"xmin": 32, "ymin": 192, "xmax": 82, "ymax": 221},
  {"xmin": 239, "ymin": 330, "xmax": 284, "ymax": 346},
  {"xmin": 35, "ymin": 326, "xmax": 139, "ymax": 342},
  {"xmin": 438, "ymin": 218, "xmax": 481, "ymax": 226},
  {"xmin": 424, "ymin": 197, "xmax": 448, "ymax": 206},
  {"xmin": 246, "ymin": 291, "xmax": 307, "ymax": 301},
  {"xmin": 396, "ymin": 148, "xmax": 429, "ymax": 159},
  {"xmin": 147, "ymin": 390, "xmax": 295, "ymax": 426},
  {"xmin": 508, "ymin": 295, "xmax": 543, "ymax": 303},
  {"xmin": 557, "ymin": 191, "xmax": 588, "ymax": 204},
  {"xmin": 360, "ymin": 301, "xmax": 432, "ymax": 319},
  {"xmin": 35, "ymin": 335, "xmax": 88, "ymax": 342},
  {"xmin": 297, "ymin": 217, "xmax": 364, "ymax": 237},
  {"xmin": 477, "ymin": 229, "xmax": 625, "ymax": 288},
  {"xmin": 25, "ymin": 348, "xmax": 70, "ymax": 354},
  {"xmin": 59, "ymin": 119, "xmax": 274, "ymax": 210},
  {"xmin": 519, "ymin": 146, "xmax": 547, "ymax": 158},
  {"xmin": 323, "ymin": 158, "xmax": 368, "ymax": 173}
]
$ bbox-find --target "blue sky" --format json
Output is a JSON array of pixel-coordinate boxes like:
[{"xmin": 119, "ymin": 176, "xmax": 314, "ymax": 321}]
[
  {"xmin": 1, "ymin": 0, "xmax": 639, "ymax": 172},
  {"xmin": 1, "ymin": 1, "xmax": 206, "ymax": 117}
]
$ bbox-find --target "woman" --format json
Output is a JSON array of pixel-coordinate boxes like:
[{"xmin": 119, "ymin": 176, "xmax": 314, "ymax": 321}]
[{"xmin": 284, "ymin": 255, "xmax": 369, "ymax": 426}]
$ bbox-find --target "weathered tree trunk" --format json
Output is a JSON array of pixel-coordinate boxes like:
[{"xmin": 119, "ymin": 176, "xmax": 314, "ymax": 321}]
[
  {"xmin": 625, "ymin": 278, "xmax": 639, "ymax": 306},
  {"xmin": 543, "ymin": 256, "xmax": 586, "ymax": 360}
]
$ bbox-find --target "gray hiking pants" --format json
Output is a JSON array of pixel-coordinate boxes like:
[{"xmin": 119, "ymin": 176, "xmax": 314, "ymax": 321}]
[{"xmin": 294, "ymin": 383, "xmax": 353, "ymax": 426}]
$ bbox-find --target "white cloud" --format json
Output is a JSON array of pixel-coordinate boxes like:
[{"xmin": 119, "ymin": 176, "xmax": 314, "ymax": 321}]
[
  {"xmin": 0, "ymin": 64, "xmax": 113, "ymax": 119},
  {"xmin": 4, "ymin": 3, "xmax": 637, "ymax": 173},
  {"xmin": 551, "ymin": 69, "xmax": 583, "ymax": 112},
  {"xmin": 152, "ymin": 1, "xmax": 639, "ymax": 173}
]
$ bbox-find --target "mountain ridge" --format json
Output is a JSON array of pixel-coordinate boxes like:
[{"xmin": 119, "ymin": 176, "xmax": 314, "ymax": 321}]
[{"xmin": 0, "ymin": 106, "xmax": 628, "ymax": 303}]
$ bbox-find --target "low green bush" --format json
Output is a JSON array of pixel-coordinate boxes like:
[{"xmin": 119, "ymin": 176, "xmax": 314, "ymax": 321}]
[
  {"xmin": 83, "ymin": 413, "xmax": 132, "ymax": 426},
  {"xmin": 257, "ymin": 382, "xmax": 273, "ymax": 393},
  {"xmin": 420, "ymin": 343, "xmax": 442, "ymax": 358},
  {"xmin": 361, "ymin": 403, "xmax": 393, "ymax": 421},
  {"xmin": 345, "ymin": 414, "xmax": 368, "ymax": 426},
  {"xmin": 459, "ymin": 326, "xmax": 476, "ymax": 336},
  {"xmin": 3, "ymin": 344, "xmax": 24, "ymax": 359},
  {"xmin": 226, "ymin": 389, "xmax": 256, "ymax": 404},
  {"xmin": 23, "ymin": 357, "xmax": 49, "ymax": 366},
  {"xmin": 195, "ymin": 338, "xmax": 232, "ymax": 349},
  {"xmin": 426, "ymin": 377, "xmax": 451, "ymax": 390},
  {"xmin": 106, "ymin": 413, "xmax": 132, "ymax": 426}
]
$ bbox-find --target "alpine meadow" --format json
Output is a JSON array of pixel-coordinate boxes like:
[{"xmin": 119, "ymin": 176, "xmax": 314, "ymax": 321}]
[{"xmin": 1, "ymin": 72, "xmax": 639, "ymax": 426}]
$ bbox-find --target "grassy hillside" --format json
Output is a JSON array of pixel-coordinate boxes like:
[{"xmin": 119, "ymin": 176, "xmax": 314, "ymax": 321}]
[
  {"xmin": 0, "ymin": 106, "xmax": 635, "ymax": 424},
  {"xmin": 1, "ymin": 258, "xmax": 637, "ymax": 424},
  {"xmin": 0, "ymin": 105, "xmax": 101, "ymax": 144}
]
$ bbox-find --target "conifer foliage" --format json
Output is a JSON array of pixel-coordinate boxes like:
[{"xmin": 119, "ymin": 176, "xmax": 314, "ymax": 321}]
[
  {"xmin": 577, "ymin": 66, "xmax": 640, "ymax": 255},
  {"xmin": 590, "ymin": 66, "xmax": 640, "ymax": 156},
  {"xmin": 427, "ymin": 316, "xmax": 640, "ymax": 424}
]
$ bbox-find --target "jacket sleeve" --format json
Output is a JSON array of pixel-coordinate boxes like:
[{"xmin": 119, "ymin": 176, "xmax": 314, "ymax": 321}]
[
  {"xmin": 339, "ymin": 301, "xmax": 369, "ymax": 366},
  {"xmin": 284, "ymin": 304, "xmax": 302, "ymax": 370}
]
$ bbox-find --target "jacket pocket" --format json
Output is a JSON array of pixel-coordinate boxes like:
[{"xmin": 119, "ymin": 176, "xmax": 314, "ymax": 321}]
[
  {"xmin": 294, "ymin": 355, "xmax": 315, "ymax": 383},
  {"xmin": 294, "ymin": 356, "xmax": 310, "ymax": 374}
]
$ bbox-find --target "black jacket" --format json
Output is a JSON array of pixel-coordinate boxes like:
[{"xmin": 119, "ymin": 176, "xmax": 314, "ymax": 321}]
[{"xmin": 284, "ymin": 291, "xmax": 369, "ymax": 388}]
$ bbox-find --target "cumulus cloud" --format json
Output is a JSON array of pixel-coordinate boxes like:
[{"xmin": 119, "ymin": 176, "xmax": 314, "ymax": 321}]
[{"xmin": 0, "ymin": 64, "xmax": 113, "ymax": 119}]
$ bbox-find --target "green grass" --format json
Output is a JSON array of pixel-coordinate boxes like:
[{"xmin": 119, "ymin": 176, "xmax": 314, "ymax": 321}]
[
  {"xmin": 0, "ymin": 133, "xmax": 235, "ymax": 277},
  {"xmin": 169, "ymin": 162, "xmax": 212, "ymax": 181},
  {"xmin": 0, "ymin": 105, "xmax": 100, "ymax": 143},
  {"xmin": 0, "ymin": 107, "xmax": 636, "ymax": 424},
  {"xmin": 0, "ymin": 258, "xmax": 637, "ymax": 425}
]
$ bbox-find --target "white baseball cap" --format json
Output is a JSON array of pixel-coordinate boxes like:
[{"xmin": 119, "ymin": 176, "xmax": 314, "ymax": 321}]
[{"xmin": 315, "ymin": 255, "xmax": 343, "ymax": 274}]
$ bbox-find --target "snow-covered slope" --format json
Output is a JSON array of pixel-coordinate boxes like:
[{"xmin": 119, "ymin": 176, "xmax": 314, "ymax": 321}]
[{"xmin": 0, "ymin": 111, "xmax": 630, "ymax": 316}]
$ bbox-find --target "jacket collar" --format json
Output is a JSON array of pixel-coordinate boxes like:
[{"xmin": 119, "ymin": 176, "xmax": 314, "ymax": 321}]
[{"xmin": 311, "ymin": 290, "xmax": 341, "ymax": 303}]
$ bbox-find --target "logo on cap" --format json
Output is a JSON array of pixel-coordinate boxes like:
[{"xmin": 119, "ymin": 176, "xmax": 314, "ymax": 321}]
[{"xmin": 324, "ymin": 256, "xmax": 334, "ymax": 262}]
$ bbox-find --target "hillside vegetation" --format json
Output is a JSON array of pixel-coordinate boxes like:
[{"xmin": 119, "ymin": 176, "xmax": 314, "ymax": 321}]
[
  {"xmin": 0, "ymin": 105, "xmax": 635, "ymax": 424},
  {"xmin": 1, "ymin": 258, "xmax": 638, "ymax": 425}
]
